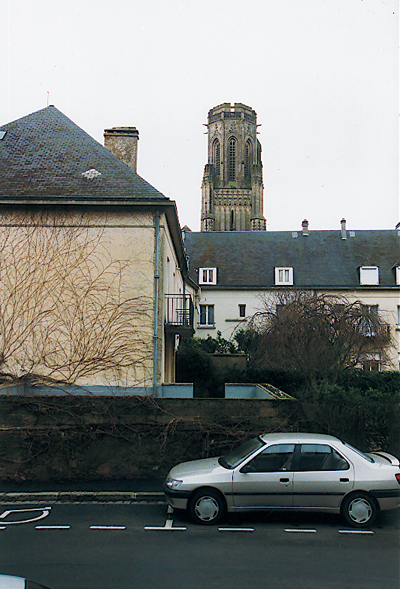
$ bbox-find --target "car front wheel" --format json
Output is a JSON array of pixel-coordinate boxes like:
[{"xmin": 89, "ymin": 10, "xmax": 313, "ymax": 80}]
[
  {"xmin": 188, "ymin": 489, "xmax": 226, "ymax": 525},
  {"xmin": 341, "ymin": 492, "xmax": 378, "ymax": 528}
]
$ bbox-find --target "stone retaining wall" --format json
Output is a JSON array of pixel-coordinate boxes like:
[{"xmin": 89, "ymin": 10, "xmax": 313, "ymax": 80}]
[{"xmin": 0, "ymin": 395, "xmax": 299, "ymax": 482}]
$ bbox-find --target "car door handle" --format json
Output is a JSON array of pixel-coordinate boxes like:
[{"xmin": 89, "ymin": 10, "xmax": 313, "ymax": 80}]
[
  {"xmin": 340, "ymin": 478, "xmax": 349, "ymax": 483},
  {"xmin": 280, "ymin": 478, "xmax": 290, "ymax": 484}
]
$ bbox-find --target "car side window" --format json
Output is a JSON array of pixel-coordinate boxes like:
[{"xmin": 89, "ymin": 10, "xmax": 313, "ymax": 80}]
[
  {"xmin": 297, "ymin": 444, "xmax": 349, "ymax": 471},
  {"xmin": 242, "ymin": 444, "xmax": 295, "ymax": 473}
]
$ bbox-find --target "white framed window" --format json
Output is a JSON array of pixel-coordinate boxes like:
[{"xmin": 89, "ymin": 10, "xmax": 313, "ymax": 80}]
[
  {"xmin": 199, "ymin": 304, "xmax": 215, "ymax": 327},
  {"xmin": 275, "ymin": 267, "xmax": 293, "ymax": 286},
  {"xmin": 361, "ymin": 305, "xmax": 379, "ymax": 336},
  {"xmin": 239, "ymin": 304, "xmax": 246, "ymax": 318},
  {"xmin": 396, "ymin": 266, "xmax": 400, "ymax": 285},
  {"xmin": 359, "ymin": 266, "xmax": 379, "ymax": 285},
  {"xmin": 199, "ymin": 267, "xmax": 217, "ymax": 285}
]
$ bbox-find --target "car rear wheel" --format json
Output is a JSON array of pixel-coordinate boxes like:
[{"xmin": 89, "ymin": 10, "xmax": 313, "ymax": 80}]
[
  {"xmin": 188, "ymin": 489, "xmax": 226, "ymax": 525},
  {"xmin": 341, "ymin": 492, "xmax": 378, "ymax": 528}
]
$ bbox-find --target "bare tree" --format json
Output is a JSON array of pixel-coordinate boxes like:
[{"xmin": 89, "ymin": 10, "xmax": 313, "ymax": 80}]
[
  {"xmin": 239, "ymin": 291, "xmax": 394, "ymax": 397},
  {"xmin": 0, "ymin": 213, "xmax": 152, "ymax": 386}
]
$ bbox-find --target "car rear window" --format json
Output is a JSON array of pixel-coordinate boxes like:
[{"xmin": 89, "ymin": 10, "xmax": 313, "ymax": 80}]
[{"xmin": 344, "ymin": 441, "xmax": 374, "ymax": 463}]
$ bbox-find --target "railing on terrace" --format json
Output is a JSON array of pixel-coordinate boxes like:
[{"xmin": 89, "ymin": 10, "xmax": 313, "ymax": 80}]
[{"xmin": 165, "ymin": 294, "xmax": 194, "ymax": 330}]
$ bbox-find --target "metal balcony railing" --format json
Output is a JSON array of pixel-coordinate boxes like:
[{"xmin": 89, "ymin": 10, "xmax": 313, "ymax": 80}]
[{"xmin": 165, "ymin": 294, "xmax": 194, "ymax": 330}]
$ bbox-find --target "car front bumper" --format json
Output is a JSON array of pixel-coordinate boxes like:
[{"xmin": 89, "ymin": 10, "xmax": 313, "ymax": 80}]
[{"xmin": 163, "ymin": 482, "xmax": 191, "ymax": 510}]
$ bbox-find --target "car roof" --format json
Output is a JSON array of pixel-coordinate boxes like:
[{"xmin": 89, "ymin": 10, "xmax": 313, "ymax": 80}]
[
  {"xmin": 0, "ymin": 576, "xmax": 25, "ymax": 589},
  {"xmin": 259, "ymin": 433, "xmax": 341, "ymax": 444}
]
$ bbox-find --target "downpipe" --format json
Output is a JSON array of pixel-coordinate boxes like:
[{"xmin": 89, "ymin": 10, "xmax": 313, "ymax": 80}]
[{"xmin": 153, "ymin": 209, "xmax": 160, "ymax": 395}]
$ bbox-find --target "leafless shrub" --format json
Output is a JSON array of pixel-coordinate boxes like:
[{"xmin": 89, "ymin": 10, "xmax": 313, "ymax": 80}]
[{"xmin": 242, "ymin": 290, "xmax": 394, "ymax": 397}]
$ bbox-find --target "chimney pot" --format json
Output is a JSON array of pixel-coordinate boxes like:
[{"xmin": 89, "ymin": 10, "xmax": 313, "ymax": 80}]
[
  {"xmin": 104, "ymin": 127, "xmax": 139, "ymax": 172},
  {"xmin": 341, "ymin": 218, "xmax": 347, "ymax": 240},
  {"xmin": 302, "ymin": 219, "xmax": 309, "ymax": 236}
]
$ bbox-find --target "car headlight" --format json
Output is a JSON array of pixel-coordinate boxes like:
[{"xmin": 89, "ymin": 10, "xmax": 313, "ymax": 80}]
[{"xmin": 166, "ymin": 478, "xmax": 183, "ymax": 490}]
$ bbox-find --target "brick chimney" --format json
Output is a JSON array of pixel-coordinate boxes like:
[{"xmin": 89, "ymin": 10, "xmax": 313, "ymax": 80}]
[{"xmin": 104, "ymin": 127, "xmax": 139, "ymax": 172}]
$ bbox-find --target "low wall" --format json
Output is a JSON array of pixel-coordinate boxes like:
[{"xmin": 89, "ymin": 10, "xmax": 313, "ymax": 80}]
[
  {"xmin": 0, "ymin": 395, "xmax": 299, "ymax": 482},
  {"xmin": 0, "ymin": 394, "xmax": 397, "ymax": 483}
]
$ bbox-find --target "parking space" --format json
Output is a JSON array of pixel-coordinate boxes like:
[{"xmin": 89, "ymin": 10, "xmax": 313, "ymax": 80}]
[{"xmin": 1, "ymin": 502, "xmax": 398, "ymax": 536}]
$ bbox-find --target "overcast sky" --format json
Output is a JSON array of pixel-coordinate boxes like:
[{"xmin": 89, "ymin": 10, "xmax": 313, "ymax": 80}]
[{"xmin": 1, "ymin": 0, "xmax": 398, "ymax": 232}]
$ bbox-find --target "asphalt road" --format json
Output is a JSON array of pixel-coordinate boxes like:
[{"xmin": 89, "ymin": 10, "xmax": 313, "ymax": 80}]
[{"xmin": 0, "ymin": 502, "xmax": 398, "ymax": 589}]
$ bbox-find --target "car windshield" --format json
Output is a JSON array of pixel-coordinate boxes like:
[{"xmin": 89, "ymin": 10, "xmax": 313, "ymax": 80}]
[
  {"xmin": 344, "ymin": 441, "xmax": 374, "ymax": 463},
  {"xmin": 219, "ymin": 437, "xmax": 264, "ymax": 469}
]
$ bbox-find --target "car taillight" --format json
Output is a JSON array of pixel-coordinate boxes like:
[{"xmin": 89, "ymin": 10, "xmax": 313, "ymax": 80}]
[{"xmin": 396, "ymin": 473, "xmax": 400, "ymax": 485}]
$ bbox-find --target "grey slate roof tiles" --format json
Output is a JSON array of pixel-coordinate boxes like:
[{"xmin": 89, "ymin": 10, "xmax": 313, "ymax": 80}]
[
  {"xmin": 184, "ymin": 230, "xmax": 400, "ymax": 289},
  {"xmin": 0, "ymin": 106, "xmax": 168, "ymax": 202}
]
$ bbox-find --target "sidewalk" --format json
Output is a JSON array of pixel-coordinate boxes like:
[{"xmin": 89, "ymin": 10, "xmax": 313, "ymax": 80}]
[{"xmin": 0, "ymin": 478, "xmax": 166, "ymax": 503}]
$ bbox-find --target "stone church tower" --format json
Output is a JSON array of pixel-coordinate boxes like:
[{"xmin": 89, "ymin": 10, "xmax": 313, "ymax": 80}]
[{"xmin": 201, "ymin": 103, "xmax": 266, "ymax": 232}]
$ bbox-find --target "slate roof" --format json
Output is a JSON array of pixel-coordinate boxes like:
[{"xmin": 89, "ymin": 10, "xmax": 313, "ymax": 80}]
[
  {"xmin": 0, "ymin": 106, "xmax": 168, "ymax": 202},
  {"xmin": 184, "ymin": 230, "xmax": 400, "ymax": 290}
]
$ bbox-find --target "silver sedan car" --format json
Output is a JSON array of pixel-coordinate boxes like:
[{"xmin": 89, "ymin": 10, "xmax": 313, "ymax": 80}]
[{"xmin": 164, "ymin": 433, "xmax": 400, "ymax": 527}]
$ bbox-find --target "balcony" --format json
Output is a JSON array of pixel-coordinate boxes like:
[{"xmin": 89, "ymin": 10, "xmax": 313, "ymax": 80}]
[{"xmin": 165, "ymin": 294, "xmax": 195, "ymax": 336}]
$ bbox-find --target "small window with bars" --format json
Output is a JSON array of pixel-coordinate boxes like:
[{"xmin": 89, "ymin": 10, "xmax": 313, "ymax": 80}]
[
  {"xmin": 228, "ymin": 136, "xmax": 236, "ymax": 181},
  {"xmin": 244, "ymin": 139, "xmax": 252, "ymax": 178},
  {"xmin": 213, "ymin": 139, "xmax": 221, "ymax": 177}
]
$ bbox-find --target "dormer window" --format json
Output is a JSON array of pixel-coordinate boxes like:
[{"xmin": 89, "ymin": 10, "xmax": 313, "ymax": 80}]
[
  {"xmin": 275, "ymin": 267, "xmax": 293, "ymax": 286},
  {"xmin": 360, "ymin": 266, "xmax": 379, "ymax": 286},
  {"xmin": 396, "ymin": 266, "xmax": 400, "ymax": 285},
  {"xmin": 199, "ymin": 267, "xmax": 217, "ymax": 285}
]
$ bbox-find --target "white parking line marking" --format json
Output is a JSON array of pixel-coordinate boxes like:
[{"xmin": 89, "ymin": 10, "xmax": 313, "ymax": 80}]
[
  {"xmin": 338, "ymin": 529, "xmax": 374, "ymax": 535},
  {"xmin": 35, "ymin": 526, "xmax": 71, "ymax": 530},
  {"xmin": 144, "ymin": 518, "xmax": 187, "ymax": 531},
  {"xmin": 218, "ymin": 527, "xmax": 254, "ymax": 533},
  {"xmin": 0, "ymin": 507, "xmax": 52, "ymax": 525},
  {"xmin": 285, "ymin": 528, "xmax": 317, "ymax": 533},
  {"xmin": 89, "ymin": 525, "xmax": 126, "ymax": 530}
]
